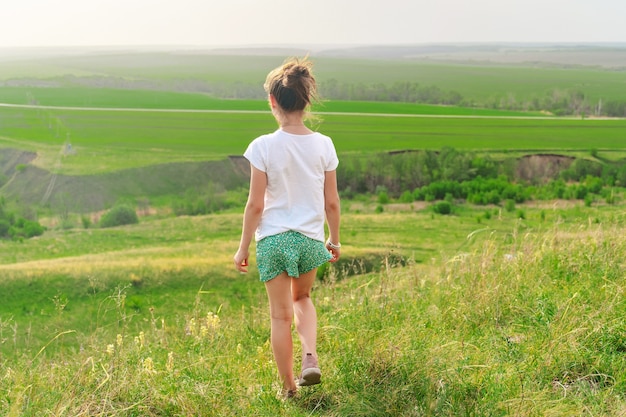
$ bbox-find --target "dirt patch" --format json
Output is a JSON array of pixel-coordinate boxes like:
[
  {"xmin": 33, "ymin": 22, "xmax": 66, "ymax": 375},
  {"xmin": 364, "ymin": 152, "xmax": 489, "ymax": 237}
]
[
  {"xmin": 516, "ymin": 154, "xmax": 575, "ymax": 182},
  {"xmin": 0, "ymin": 148, "xmax": 37, "ymax": 176}
]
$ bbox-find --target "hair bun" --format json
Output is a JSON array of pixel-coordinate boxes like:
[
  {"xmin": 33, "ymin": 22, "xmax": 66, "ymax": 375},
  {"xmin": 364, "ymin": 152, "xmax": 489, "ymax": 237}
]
[
  {"xmin": 264, "ymin": 57, "xmax": 317, "ymax": 112},
  {"xmin": 285, "ymin": 64, "xmax": 309, "ymax": 80}
]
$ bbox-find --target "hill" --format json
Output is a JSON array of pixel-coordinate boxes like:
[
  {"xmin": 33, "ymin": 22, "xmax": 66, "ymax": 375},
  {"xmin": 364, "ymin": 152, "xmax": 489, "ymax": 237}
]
[{"xmin": 0, "ymin": 148, "xmax": 248, "ymax": 212}]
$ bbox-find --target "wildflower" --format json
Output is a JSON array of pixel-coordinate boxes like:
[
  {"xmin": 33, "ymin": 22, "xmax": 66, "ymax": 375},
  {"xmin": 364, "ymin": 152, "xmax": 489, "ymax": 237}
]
[
  {"xmin": 206, "ymin": 312, "xmax": 221, "ymax": 331},
  {"xmin": 106, "ymin": 344, "xmax": 115, "ymax": 355},
  {"xmin": 200, "ymin": 323, "xmax": 209, "ymax": 338},
  {"xmin": 143, "ymin": 357, "xmax": 155, "ymax": 373},
  {"xmin": 116, "ymin": 334, "xmax": 123, "ymax": 347},
  {"xmin": 166, "ymin": 351, "xmax": 174, "ymax": 372},
  {"xmin": 186, "ymin": 317, "xmax": 197, "ymax": 337},
  {"xmin": 135, "ymin": 331, "xmax": 145, "ymax": 349}
]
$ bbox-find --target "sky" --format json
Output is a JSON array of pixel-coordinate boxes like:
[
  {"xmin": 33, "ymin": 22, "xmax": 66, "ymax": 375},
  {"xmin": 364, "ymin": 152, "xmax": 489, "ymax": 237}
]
[{"xmin": 1, "ymin": 0, "xmax": 625, "ymax": 48}]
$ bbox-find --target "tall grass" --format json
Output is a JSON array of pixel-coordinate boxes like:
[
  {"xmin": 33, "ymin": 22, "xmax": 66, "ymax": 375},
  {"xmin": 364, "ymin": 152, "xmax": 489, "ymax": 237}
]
[{"xmin": 1, "ymin": 212, "xmax": 625, "ymax": 415}]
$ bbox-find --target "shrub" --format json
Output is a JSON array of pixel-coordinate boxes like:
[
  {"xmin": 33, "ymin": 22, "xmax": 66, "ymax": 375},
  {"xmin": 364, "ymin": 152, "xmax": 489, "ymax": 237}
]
[
  {"xmin": 0, "ymin": 219, "xmax": 10, "ymax": 237},
  {"xmin": 22, "ymin": 220, "xmax": 45, "ymax": 238},
  {"xmin": 504, "ymin": 199, "xmax": 516, "ymax": 212},
  {"xmin": 99, "ymin": 205, "xmax": 139, "ymax": 228},
  {"xmin": 81, "ymin": 216, "xmax": 92, "ymax": 229},
  {"xmin": 0, "ymin": 216, "xmax": 45, "ymax": 239},
  {"xmin": 399, "ymin": 190, "xmax": 413, "ymax": 203},
  {"xmin": 433, "ymin": 200, "xmax": 452, "ymax": 215}
]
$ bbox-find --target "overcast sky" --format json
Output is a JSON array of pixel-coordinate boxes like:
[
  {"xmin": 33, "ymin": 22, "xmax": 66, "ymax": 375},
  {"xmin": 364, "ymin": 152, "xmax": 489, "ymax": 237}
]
[{"xmin": 1, "ymin": 0, "xmax": 625, "ymax": 48}]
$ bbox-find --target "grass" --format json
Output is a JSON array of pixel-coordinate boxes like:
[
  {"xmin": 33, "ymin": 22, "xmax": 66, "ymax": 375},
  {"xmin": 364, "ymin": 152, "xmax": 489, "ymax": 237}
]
[
  {"xmin": 2, "ymin": 105, "xmax": 626, "ymax": 175},
  {"xmin": 0, "ymin": 86, "xmax": 545, "ymax": 117},
  {"xmin": 1, "ymin": 203, "xmax": 626, "ymax": 415}
]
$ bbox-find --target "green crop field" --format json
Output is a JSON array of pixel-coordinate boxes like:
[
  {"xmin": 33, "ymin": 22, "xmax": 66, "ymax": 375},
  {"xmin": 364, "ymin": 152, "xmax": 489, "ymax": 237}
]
[
  {"xmin": 0, "ymin": 85, "xmax": 546, "ymax": 116},
  {"xmin": 1, "ymin": 104, "xmax": 625, "ymax": 175}
]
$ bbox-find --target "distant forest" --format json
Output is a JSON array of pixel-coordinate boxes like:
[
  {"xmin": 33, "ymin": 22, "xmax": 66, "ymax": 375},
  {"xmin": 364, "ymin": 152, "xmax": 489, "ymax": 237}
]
[{"xmin": 4, "ymin": 74, "xmax": 625, "ymax": 117}]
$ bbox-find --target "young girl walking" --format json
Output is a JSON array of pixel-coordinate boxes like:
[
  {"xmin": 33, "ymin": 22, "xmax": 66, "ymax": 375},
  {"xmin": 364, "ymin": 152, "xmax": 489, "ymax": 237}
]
[{"xmin": 233, "ymin": 57, "xmax": 341, "ymax": 398}]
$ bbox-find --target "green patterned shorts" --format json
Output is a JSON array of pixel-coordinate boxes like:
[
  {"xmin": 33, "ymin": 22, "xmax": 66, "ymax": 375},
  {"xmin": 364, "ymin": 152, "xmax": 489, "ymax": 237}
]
[{"xmin": 256, "ymin": 230, "xmax": 332, "ymax": 282}]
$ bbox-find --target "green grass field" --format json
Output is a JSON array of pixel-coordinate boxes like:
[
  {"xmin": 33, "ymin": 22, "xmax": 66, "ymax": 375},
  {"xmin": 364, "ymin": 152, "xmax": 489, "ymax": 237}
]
[
  {"xmin": 1, "ymin": 50, "xmax": 626, "ymax": 415},
  {"xmin": 1, "ymin": 202, "xmax": 626, "ymax": 415},
  {"xmin": 2, "ymin": 103, "xmax": 626, "ymax": 175},
  {"xmin": 1, "ymin": 85, "xmax": 548, "ymax": 116}
]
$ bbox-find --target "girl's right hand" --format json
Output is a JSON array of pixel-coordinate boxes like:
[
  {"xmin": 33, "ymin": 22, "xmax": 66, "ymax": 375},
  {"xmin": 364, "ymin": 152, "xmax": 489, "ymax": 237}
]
[
  {"xmin": 328, "ymin": 247, "xmax": 340, "ymax": 263},
  {"xmin": 233, "ymin": 249, "xmax": 249, "ymax": 273}
]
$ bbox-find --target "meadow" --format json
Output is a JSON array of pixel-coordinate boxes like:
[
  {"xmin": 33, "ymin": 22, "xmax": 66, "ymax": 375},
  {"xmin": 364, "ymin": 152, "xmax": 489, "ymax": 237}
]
[
  {"xmin": 1, "ymin": 49, "xmax": 626, "ymax": 415},
  {"xmin": 1, "ymin": 204, "xmax": 626, "ymax": 416}
]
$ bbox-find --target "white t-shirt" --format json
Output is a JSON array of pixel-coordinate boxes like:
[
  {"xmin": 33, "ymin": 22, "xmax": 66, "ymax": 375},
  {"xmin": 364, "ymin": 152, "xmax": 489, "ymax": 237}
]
[{"xmin": 244, "ymin": 129, "xmax": 339, "ymax": 242}]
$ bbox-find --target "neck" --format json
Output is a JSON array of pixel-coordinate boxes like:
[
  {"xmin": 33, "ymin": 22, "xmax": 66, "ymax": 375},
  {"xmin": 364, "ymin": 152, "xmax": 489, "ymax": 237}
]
[
  {"xmin": 274, "ymin": 110, "xmax": 311, "ymax": 134},
  {"xmin": 274, "ymin": 111, "xmax": 304, "ymax": 127}
]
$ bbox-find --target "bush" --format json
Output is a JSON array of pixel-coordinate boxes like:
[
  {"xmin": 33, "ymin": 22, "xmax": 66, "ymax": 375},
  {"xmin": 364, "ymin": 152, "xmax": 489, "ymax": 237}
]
[
  {"xmin": 399, "ymin": 190, "xmax": 413, "ymax": 203},
  {"xmin": 433, "ymin": 200, "xmax": 452, "ymax": 215},
  {"xmin": 99, "ymin": 205, "xmax": 139, "ymax": 228},
  {"xmin": 0, "ymin": 219, "xmax": 10, "ymax": 237},
  {"xmin": 1, "ymin": 197, "xmax": 44, "ymax": 239},
  {"xmin": 22, "ymin": 220, "xmax": 45, "ymax": 238},
  {"xmin": 81, "ymin": 216, "xmax": 92, "ymax": 229}
]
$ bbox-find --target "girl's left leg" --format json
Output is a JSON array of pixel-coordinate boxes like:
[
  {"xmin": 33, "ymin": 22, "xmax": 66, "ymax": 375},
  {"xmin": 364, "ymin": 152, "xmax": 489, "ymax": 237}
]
[
  {"xmin": 264, "ymin": 272, "xmax": 297, "ymax": 392},
  {"xmin": 291, "ymin": 268, "xmax": 321, "ymax": 386},
  {"xmin": 291, "ymin": 268, "xmax": 318, "ymax": 357}
]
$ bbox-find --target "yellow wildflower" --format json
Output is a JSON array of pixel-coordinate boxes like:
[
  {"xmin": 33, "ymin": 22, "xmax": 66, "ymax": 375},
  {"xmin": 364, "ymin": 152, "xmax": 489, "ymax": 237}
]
[
  {"xmin": 166, "ymin": 351, "xmax": 174, "ymax": 372},
  {"xmin": 143, "ymin": 357, "xmax": 155, "ymax": 373}
]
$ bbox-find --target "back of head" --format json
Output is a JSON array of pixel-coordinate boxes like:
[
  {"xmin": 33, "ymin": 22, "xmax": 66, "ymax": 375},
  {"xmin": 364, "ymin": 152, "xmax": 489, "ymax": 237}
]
[{"xmin": 264, "ymin": 57, "xmax": 317, "ymax": 113}]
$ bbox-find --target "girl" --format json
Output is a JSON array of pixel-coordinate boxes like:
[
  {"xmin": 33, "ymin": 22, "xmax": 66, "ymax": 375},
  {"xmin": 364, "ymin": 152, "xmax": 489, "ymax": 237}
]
[{"xmin": 233, "ymin": 57, "xmax": 341, "ymax": 398}]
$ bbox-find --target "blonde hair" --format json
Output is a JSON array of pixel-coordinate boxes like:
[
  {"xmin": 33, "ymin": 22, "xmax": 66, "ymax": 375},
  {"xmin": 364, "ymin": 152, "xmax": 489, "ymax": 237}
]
[{"xmin": 264, "ymin": 57, "xmax": 318, "ymax": 113}]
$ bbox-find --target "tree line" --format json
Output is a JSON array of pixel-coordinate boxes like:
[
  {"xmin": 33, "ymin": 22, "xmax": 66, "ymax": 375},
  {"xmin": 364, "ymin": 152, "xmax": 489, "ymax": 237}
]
[
  {"xmin": 336, "ymin": 148, "xmax": 626, "ymax": 206},
  {"xmin": 8, "ymin": 75, "xmax": 626, "ymax": 117}
]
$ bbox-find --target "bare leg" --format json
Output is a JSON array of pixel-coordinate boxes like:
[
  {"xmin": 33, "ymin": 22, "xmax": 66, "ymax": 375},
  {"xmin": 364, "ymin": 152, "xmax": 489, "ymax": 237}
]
[
  {"xmin": 292, "ymin": 268, "xmax": 321, "ymax": 385},
  {"xmin": 291, "ymin": 268, "xmax": 318, "ymax": 357},
  {"xmin": 264, "ymin": 272, "xmax": 297, "ymax": 392}
]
